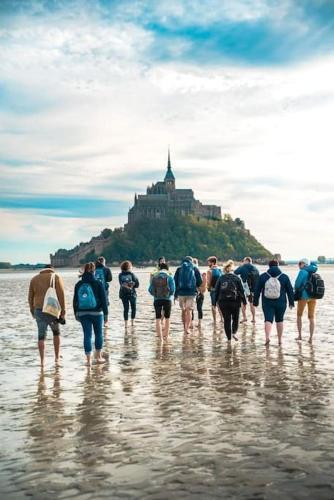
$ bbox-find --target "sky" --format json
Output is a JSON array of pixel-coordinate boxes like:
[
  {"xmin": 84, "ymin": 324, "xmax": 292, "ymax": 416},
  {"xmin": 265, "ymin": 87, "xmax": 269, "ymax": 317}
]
[{"xmin": 1, "ymin": 0, "xmax": 334, "ymax": 263}]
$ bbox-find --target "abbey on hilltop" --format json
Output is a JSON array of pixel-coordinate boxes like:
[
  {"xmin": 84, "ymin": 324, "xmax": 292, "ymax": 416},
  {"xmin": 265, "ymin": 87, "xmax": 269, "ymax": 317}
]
[
  {"xmin": 127, "ymin": 150, "xmax": 221, "ymax": 225},
  {"xmin": 50, "ymin": 151, "xmax": 273, "ymax": 267}
]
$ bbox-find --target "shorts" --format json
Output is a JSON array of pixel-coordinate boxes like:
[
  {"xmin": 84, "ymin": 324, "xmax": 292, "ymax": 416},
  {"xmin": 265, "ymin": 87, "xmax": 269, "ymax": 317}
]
[
  {"xmin": 34, "ymin": 308, "xmax": 60, "ymax": 341},
  {"xmin": 262, "ymin": 302, "xmax": 286, "ymax": 323},
  {"xmin": 209, "ymin": 290, "xmax": 216, "ymax": 306},
  {"xmin": 178, "ymin": 296, "xmax": 195, "ymax": 311},
  {"xmin": 297, "ymin": 299, "xmax": 316, "ymax": 319},
  {"xmin": 154, "ymin": 299, "xmax": 172, "ymax": 319}
]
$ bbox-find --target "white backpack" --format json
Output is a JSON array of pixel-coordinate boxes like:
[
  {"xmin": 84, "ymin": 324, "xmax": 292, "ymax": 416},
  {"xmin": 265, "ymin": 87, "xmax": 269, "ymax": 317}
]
[
  {"xmin": 42, "ymin": 273, "xmax": 61, "ymax": 318},
  {"xmin": 241, "ymin": 278, "xmax": 250, "ymax": 296},
  {"xmin": 264, "ymin": 272, "xmax": 282, "ymax": 299}
]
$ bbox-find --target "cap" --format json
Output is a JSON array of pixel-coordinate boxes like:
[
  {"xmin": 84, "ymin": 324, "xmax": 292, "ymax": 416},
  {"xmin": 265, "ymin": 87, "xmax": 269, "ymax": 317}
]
[{"xmin": 299, "ymin": 258, "xmax": 309, "ymax": 265}]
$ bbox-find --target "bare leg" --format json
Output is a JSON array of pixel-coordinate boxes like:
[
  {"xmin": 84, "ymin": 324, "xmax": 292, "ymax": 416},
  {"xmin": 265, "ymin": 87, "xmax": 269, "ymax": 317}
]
[
  {"xmin": 163, "ymin": 318, "xmax": 170, "ymax": 339},
  {"xmin": 241, "ymin": 303, "xmax": 247, "ymax": 322},
  {"xmin": 96, "ymin": 350, "xmax": 105, "ymax": 364},
  {"xmin": 184, "ymin": 309, "xmax": 192, "ymax": 334},
  {"xmin": 124, "ymin": 320, "xmax": 128, "ymax": 330},
  {"xmin": 86, "ymin": 353, "xmax": 92, "ymax": 366},
  {"xmin": 296, "ymin": 315, "xmax": 302, "ymax": 340},
  {"xmin": 211, "ymin": 305, "xmax": 217, "ymax": 324},
  {"xmin": 156, "ymin": 319, "xmax": 162, "ymax": 339},
  {"xmin": 250, "ymin": 303, "xmax": 256, "ymax": 323},
  {"xmin": 276, "ymin": 322, "xmax": 284, "ymax": 345},
  {"xmin": 38, "ymin": 340, "xmax": 45, "ymax": 367},
  {"xmin": 181, "ymin": 309, "xmax": 185, "ymax": 327},
  {"xmin": 264, "ymin": 321, "xmax": 272, "ymax": 345},
  {"xmin": 53, "ymin": 335, "xmax": 60, "ymax": 364},
  {"xmin": 309, "ymin": 318, "xmax": 315, "ymax": 343}
]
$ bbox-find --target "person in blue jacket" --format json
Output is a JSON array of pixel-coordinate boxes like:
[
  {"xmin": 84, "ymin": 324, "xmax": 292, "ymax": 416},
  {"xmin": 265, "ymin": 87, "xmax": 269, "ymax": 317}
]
[
  {"xmin": 149, "ymin": 262, "xmax": 175, "ymax": 341},
  {"xmin": 174, "ymin": 256, "xmax": 202, "ymax": 335},
  {"xmin": 95, "ymin": 256, "xmax": 112, "ymax": 328},
  {"xmin": 253, "ymin": 259, "xmax": 294, "ymax": 346},
  {"xmin": 73, "ymin": 262, "xmax": 108, "ymax": 366},
  {"xmin": 294, "ymin": 258, "xmax": 318, "ymax": 343}
]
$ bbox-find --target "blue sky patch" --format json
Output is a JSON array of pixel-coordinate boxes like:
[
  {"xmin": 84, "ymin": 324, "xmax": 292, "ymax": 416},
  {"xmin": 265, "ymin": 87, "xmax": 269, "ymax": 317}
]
[{"xmin": 0, "ymin": 195, "xmax": 129, "ymax": 218}]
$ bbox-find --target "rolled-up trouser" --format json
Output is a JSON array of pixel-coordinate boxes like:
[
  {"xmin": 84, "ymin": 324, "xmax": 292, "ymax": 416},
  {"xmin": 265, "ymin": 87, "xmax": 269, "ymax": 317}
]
[
  {"xmin": 121, "ymin": 295, "xmax": 137, "ymax": 321},
  {"xmin": 196, "ymin": 293, "xmax": 204, "ymax": 319},
  {"xmin": 297, "ymin": 299, "xmax": 316, "ymax": 319},
  {"xmin": 262, "ymin": 300, "xmax": 286, "ymax": 323},
  {"xmin": 79, "ymin": 313, "xmax": 104, "ymax": 354},
  {"xmin": 34, "ymin": 308, "xmax": 60, "ymax": 341}
]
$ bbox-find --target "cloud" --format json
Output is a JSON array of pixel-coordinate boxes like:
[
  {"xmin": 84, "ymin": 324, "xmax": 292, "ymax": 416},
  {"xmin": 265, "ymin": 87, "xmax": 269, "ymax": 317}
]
[{"xmin": 1, "ymin": 0, "xmax": 334, "ymax": 262}]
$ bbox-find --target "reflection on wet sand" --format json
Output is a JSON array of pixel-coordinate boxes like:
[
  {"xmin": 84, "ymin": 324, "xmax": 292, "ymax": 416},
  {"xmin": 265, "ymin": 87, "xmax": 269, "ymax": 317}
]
[{"xmin": 1, "ymin": 268, "xmax": 334, "ymax": 498}]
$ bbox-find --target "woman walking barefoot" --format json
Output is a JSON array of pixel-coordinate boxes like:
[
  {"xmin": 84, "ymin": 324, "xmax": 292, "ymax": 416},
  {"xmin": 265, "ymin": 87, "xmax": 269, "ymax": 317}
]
[
  {"xmin": 119, "ymin": 261, "xmax": 139, "ymax": 329},
  {"xmin": 73, "ymin": 262, "xmax": 108, "ymax": 366},
  {"xmin": 214, "ymin": 260, "xmax": 246, "ymax": 342},
  {"xmin": 253, "ymin": 260, "xmax": 294, "ymax": 346}
]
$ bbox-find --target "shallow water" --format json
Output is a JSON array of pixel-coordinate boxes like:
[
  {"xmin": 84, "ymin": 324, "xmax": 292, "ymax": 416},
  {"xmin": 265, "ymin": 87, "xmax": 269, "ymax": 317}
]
[{"xmin": 0, "ymin": 266, "xmax": 334, "ymax": 499}]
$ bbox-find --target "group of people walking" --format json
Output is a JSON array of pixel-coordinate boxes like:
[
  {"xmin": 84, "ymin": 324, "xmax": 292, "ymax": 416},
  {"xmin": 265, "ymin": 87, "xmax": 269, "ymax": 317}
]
[{"xmin": 28, "ymin": 254, "xmax": 324, "ymax": 366}]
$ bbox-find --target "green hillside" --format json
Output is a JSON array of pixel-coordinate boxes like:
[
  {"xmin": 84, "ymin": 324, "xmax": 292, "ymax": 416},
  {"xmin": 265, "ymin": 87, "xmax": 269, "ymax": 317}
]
[{"xmin": 96, "ymin": 214, "xmax": 271, "ymax": 263}]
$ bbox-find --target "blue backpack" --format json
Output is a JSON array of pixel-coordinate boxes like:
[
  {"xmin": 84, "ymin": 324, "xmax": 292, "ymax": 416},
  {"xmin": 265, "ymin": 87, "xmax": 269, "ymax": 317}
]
[
  {"xmin": 95, "ymin": 267, "xmax": 106, "ymax": 289},
  {"xmin": 179, "ymin": 261, "xmax": 196, "ymax": 291},
  {"xmin": 210, "ymin": 267, "xmax": 222, "ymax": 289},
  {"xmin": 78, "ymin": 283, "xmax": 97, "ymax": 310}
]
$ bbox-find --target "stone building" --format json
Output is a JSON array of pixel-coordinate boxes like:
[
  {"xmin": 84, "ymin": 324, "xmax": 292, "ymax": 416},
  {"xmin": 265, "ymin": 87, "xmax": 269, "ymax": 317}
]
[{"xmin": 127, "ymin": 151, "xmax": 221, "ymax": 224}]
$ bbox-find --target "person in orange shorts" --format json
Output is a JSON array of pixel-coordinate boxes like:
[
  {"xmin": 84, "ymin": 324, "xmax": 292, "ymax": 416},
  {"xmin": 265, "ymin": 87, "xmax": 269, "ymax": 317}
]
[{"xmin": 294, "ymin": 258, "xmax": 318, "ymax": 343}]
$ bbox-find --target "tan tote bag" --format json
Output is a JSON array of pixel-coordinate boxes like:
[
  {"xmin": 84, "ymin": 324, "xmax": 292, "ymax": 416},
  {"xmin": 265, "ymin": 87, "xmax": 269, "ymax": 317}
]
[{"xmin": 42, "ymin": 273, "xmax": 62, "ymax": 318}]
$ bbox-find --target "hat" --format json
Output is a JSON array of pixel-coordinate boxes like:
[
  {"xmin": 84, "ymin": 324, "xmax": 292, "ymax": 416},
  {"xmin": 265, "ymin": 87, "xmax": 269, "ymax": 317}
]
[{"xmin": 299, "ymin": 258, "xmax": 309, "ymax": 265}]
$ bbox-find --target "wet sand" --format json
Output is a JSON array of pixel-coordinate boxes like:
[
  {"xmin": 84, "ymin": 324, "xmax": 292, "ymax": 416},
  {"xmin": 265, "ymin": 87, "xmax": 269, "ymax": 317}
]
[{"xmin": 0, "ymin": 267, "xmax": 334, "ymax": 499}]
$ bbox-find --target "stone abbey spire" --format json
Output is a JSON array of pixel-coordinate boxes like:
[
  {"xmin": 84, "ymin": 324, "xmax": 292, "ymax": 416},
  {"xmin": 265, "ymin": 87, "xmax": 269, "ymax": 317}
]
[
  {"xmin": 164, "ymin": 147, "xmax": 175, "ymax": 191},
  {"xmin": 127, "ymin": 151, "xmax": 221, "ymax": 225}
]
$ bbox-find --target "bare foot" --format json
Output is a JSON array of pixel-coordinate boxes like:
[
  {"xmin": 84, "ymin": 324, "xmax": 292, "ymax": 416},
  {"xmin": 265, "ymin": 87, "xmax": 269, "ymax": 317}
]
[
  {"xmin": 308, "ymin": 336, "xmax": 313, "ymax": 344},
  {"xmin": 264, "ymin": 340, "xmax": 270, "ymax": 346},
  {"xmin": 55, "ymin": 358, "xmax": 61, "ymax": 366},
  {"xmin": 96, "ymin": 358, "xmax": 106, "ymax": 364},
  {"xmin": 233, "ymin": 335, "xmax": 239, "ymax": 341},
  {"xmin": 240, "ymin": 319, "xmax": 247, "ymax": 324},
  {"xmin": 295, "ymin": 336, "xmax": 302, "ymax": 341},
  {"xmin": 251, "ymin": 319, "xmax": 256, "ymax": 324}
]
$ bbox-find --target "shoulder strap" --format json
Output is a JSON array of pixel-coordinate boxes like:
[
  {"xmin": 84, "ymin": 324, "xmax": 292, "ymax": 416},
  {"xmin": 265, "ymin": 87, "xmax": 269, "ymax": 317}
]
[{"xmin": 50, "ymin": 273, "xmax": 56, "ymax": 288}]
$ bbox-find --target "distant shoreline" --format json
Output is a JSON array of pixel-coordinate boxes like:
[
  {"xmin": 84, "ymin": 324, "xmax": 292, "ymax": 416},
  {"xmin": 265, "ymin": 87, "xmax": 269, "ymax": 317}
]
[{"xmin": 2, "ymin": 263, "xmax": 334, "ymax": 274}]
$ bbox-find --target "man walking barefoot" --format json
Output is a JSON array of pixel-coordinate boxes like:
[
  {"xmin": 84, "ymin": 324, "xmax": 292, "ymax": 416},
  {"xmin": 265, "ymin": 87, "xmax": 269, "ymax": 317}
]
[
  {"xmin": 28, "ymin": 265, "xmax": 66, "ymax": 367},
  {"xmin": 174, "ymin": 256, "xmax": 202, "ymax": 335},
  {"xmin": 294, "ymin": 259, "xmax": 320, "ymax": 343},
  {"xmin": 235, "ymin": 257, "xmax": 259, "ymax": 324},
  {"xmin": 149, "ymin": 262, "xmax": 175, "ymax": 341}
]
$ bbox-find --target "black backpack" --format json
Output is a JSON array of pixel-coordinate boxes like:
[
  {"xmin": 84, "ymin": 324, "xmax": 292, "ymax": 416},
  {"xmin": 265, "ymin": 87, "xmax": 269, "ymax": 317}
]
[
  {"xmin": 219, "ymin": 276, "xmax": 238, "ymax": 301},
  {"xmin": 305, "ymin": 272, "xmax": 325, "ymax": 299}
]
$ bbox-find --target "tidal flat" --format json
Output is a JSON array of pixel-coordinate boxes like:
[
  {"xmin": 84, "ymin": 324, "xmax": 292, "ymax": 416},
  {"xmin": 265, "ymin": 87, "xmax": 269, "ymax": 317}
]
[{"xmin": 0, "ymin": 267, "xmax": 334, "ymax": 499}]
